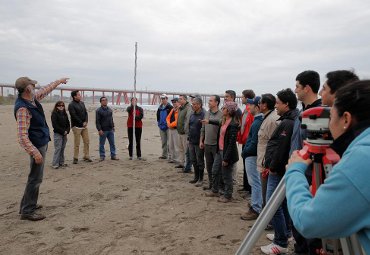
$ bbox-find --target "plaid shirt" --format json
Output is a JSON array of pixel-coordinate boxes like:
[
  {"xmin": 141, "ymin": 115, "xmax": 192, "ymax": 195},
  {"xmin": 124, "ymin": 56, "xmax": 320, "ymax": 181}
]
[{"xmin": 16, "ymin": 80, "xmax": 62, "ymax": 158}]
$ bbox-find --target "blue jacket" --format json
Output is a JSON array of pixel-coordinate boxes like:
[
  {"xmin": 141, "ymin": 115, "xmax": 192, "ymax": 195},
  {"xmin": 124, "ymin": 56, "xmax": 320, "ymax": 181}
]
[
  {"xmin": 286, "ymin": 127, "xmax": 370, "ymax": 253},
  {"xmin": 157, "ymin": 103, "xmax": 173, "ymax": 131},
  {"xmin": 14, "ymin": 97, "xmax": 50, "ymax": 148},
  {"xmin": 241, "ymin": 114, "xmax": 263, "ymax": 158}
]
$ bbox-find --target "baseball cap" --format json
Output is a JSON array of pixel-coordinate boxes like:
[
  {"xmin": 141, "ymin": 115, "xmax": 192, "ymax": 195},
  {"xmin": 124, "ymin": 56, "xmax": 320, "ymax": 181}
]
[
  {"xmin": 171, "ymin": 96, "xmax": 179, "ymax": 102},
  {"xmin": 15, "ymin": 77, "xmax": 37, "ymax": 90},
  {"xmin": 189, "ymin": 94, "xmax": 201, "ymax": 98},
  {"xmin": 246, "ymin": 96, "xmax": 261, "ymax": 106},
  {"xmin": 160, "ymin": 93, "xmax": 168, "ymax": 99}
]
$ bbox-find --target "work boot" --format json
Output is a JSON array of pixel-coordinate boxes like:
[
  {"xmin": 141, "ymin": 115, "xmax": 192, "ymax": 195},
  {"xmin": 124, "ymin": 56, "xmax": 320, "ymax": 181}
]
[
  {"xmin": 20, "ymin": 212, "xmax": 46, "ymax": 221},
  {"xmin": 205, "ymin": 191, "xmax": 220, "ymax": 197},
  {"xmin": 240, "ymin": 207, "xmax": 259, "ymax": 220}
]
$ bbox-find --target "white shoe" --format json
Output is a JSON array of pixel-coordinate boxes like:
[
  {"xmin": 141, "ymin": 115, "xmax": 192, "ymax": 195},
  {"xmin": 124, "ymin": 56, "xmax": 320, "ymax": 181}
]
[
  {"xmin": 261, "ymin": 242, "xmax": 288, "ymax": 254},
  {"xmin": 266, "ymin": 233, "xmax": 294, "ymax": 243},
  {"xmin": 266, "ymin": 233, "xmax": 274, "ymax": 241}
]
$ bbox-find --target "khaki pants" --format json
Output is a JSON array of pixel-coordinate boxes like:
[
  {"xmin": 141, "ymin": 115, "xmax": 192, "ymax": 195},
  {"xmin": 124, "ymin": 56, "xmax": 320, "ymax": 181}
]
[
  {"xmin": 178, "ymin": 134, "xmax": 188, "ymax": 166},
  {"xmin": 168, "ymin": 129, "xmax": 180, "ymax": 162},
  {"xmin": 72, "ymin": 127, "xmax": 90, "ymax": 159}
]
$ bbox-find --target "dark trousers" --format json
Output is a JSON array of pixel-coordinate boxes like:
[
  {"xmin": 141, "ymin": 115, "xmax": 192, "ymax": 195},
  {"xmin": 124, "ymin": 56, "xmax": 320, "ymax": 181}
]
[
  {"xmin": 211, "ymin": 151, "xmax": 234, "ymax": 199},
  {"xmin": 188, "ymin": 143, "xmax": 205, "ymax": 181},
  {"xmin": 20, "ymin": 144, "xmax": 48, "ymax": 215},
  {"xmin": 242, "ymin": 144, "xmax": 251, "ymax": 192},
  {"xmin": 128, "ymin": 127, "xmax": 142, "ymax": 157},
  {"xmin": 204, "ymin": 144, "xmax": 217, "ymax": 188}
]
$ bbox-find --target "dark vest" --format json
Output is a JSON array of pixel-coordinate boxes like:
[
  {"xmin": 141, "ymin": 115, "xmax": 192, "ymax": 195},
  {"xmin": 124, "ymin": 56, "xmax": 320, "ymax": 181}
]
[{"xmin": 14, "ymin": 97, "xmax": 50, "ymax": 148}]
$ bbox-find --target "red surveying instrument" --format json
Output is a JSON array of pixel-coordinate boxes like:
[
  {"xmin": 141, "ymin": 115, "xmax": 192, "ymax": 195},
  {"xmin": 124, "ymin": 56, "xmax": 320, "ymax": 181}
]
[
  {"xmin": 299, "ymin": 107, "xmax": 340, "ymax": 196},
  {"xmin": 235, "ymin": 107, "xmax": 364, "ymax": 255}
]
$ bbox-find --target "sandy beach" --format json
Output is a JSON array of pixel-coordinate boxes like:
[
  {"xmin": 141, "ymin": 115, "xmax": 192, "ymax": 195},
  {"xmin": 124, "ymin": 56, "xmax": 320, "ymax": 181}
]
[{"xmin": 0, "ymin": 103, "xmax": 294, "ymax": 255}]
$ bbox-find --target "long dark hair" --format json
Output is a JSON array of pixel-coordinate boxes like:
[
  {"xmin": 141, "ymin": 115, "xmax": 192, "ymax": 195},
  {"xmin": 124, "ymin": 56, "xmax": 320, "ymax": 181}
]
[
  {"xmin": 53, "ymin": 101, "xmax": 66, "ymax": 114},
  {"xmin": 335, "ymin": 80, "xmax": 370, "ymax": 123}
]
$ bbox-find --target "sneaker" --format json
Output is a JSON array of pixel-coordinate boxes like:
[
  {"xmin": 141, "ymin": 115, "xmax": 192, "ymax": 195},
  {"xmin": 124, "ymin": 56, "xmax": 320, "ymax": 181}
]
[
  {"xmin": 73, "ymin": 158, "xmax": 78, "ymax": 164},
  {"xmin": 129, "ymin": 157, "xmax": 133, "ymax": 160},
  {"xmin": 99, "ymin": 158, "xmax": 105, "ymax": 162},
  {"xmin": 218, "ymin": 197, "xmax": 232, "ymax": 203},
  {"xmin": 83, "ymin": 157, "xmax": 93, "ymax": 162},
  {"xmin": 175, "ymin": 164, "xmax": 184, "ymax": 168},
  {"xmin": 59, "ymin": 163, "xmax": 68, "ymax": 167},
  {"xmin": 20, "ymin": 212, "xmax": 46, "ymax": 221},
  {"xmin": 266, "ymin": 234, "xmax": 294, "ymax": 243},
  {"xmin": 159, "ymin": 156, "xmax": 167, "ymax": 159},
  {"xmin": 195, "ymin": 181, "xmax": 203, "ymax": 187},
  {"xmin": 189, "ymin": 179, "xmax": 198, "ymax": 184},
  {"xmin": 240, "ymin": 208, "xmax": 259, "ymax": 221},
  {"xmin": 266, "ymin": 233, "xmax": 274, "ymax": 241},
  {"xmin": 261, "ymin": 243, "xmax": 288, "ymax": 254},
  {"xmin": 52, "ymin": 165, "xmax": 59, "ymax": 169},
  {"xmin": 111, "ymin": 156, "xmax": 119, "ymax": 160},
  {"xmin": 168, "ymin": 159, "xmax": 175, "ymax": 163}
]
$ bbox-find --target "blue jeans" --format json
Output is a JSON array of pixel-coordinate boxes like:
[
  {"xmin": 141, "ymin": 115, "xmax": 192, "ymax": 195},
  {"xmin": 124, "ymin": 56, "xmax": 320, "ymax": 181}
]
[
  {"xmin": 52, "ymin": 133, "xmax": 67, "ymax": 166},
  {"xmin": 245, "ymin": 156, "xmax": 262, "ymax": 213},
  {"xmin": 99, "ymin": 130, "xmax": 116, "ymax": 158},
  {"xmin": 20, "ymin": 144, "xmax": 48, "ymax": 215},
  {"xmin": 266, "ymin": 173, "xmax": 289, "ymax": 248}
]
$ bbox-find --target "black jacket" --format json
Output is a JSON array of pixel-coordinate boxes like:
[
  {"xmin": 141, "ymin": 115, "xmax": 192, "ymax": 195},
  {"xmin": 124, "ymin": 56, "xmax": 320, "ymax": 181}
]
[
  {"xmin": 68, "ymin": 100, "xmax": 88, "ymax": 128},
  {"xmin": 210, "ymin": 119, "xmax": 240, "ymax": 165},
  {"xmin": 264, "ymin": 109, "xmax": 298, "ymax": 176},
  {"xmin": 96, "ymin": 106, "xmax": 114, "ymax": 131},
  {"xmin": 51, "ymin": 110, "xmax": 70, "ymax": 135}
]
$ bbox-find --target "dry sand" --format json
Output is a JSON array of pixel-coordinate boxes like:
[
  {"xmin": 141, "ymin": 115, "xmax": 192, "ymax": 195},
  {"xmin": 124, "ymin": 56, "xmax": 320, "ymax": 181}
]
[{"xmin": 0, "ymin": 103, "xmax": 294, "ymax": 255}]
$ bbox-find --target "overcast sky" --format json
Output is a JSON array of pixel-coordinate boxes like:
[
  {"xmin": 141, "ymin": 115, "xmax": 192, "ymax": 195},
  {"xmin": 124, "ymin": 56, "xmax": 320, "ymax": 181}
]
[{"xmin": 1, "ymin": 0, "xmax": 370, "ymax": 96}]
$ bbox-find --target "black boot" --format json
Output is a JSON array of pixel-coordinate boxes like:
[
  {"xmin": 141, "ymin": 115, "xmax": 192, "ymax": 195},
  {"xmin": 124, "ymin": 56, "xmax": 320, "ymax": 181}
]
[{"xmin": 191, "ymin": 166, "xmax": 199, "ymax": 184}]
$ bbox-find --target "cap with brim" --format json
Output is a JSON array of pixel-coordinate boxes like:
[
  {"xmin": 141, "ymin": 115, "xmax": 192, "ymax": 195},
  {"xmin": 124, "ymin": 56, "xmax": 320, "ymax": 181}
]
[
  {"xmin": 189, "ymin": 94, "xmax": 201, "ymax": 98},
  {"xmin": 15, "ymin": 77, "xmax": 37, "ymax": 90},
  {"xmin": 160, "ymin": 93, "xmax": 168, "ymax": 99},
  {"xmin": 246, "ymin": 96, "xmax": 261, "ymax": 106}
]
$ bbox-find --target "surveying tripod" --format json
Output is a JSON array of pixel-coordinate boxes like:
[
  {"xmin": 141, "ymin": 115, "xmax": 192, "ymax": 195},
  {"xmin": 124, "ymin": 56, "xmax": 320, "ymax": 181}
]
[{"xmin": 235, "ymin": 107, "xmax": 365, "ymax": 255}]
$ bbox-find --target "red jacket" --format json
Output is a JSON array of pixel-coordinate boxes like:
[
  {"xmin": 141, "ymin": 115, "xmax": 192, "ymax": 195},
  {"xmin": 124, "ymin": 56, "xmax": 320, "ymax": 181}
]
[
  {"xmin": 126, "ymin": 105, "xmax": 144, "ymax": 128},
  {"xmin": 237, "ymin": 105, "xmax": 254, "ymax": 144}
]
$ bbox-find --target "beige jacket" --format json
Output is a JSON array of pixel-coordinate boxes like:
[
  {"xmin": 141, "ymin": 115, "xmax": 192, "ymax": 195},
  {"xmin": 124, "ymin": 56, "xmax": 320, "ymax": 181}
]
[{"xmin": 257, "ymin": 110, "xmax": 280, "ymax": 172}]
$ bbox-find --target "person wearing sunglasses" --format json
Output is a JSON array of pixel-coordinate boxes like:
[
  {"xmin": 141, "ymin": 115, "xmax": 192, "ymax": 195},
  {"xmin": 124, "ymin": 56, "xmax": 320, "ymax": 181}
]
[{"xmin": 51, "ymin": 101, "xmax": 70, "ymax": 169}]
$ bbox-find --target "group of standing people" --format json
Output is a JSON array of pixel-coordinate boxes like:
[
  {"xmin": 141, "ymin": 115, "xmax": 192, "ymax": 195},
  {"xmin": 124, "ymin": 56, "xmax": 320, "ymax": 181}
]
[
  {"xmin": 155, "ymin": 70, "xmax": 370, "ymax": 254},
  {"xmin": 13, "ymin": 71, "xmax": 370, "ymax": 254},
  {"xmin": 14, "ymin": 77, "xmax": 143, "ymax": 221},
  {"xmin": 157, "ymin": 92, "xmax": 244, "ymax": 203}
]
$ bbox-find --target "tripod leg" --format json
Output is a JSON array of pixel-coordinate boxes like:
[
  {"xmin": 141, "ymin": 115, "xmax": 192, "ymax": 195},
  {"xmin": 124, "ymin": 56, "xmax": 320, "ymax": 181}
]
[{"xmin": 235, "ymin": 176, "xmax": 286, "ymax": 255}]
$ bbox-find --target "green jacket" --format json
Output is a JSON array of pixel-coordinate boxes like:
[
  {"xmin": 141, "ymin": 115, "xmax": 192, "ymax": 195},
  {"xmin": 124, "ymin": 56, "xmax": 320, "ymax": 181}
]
[{"xmin": 177, "ymin": 102, "xmax": 192, "ymax": 135}]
